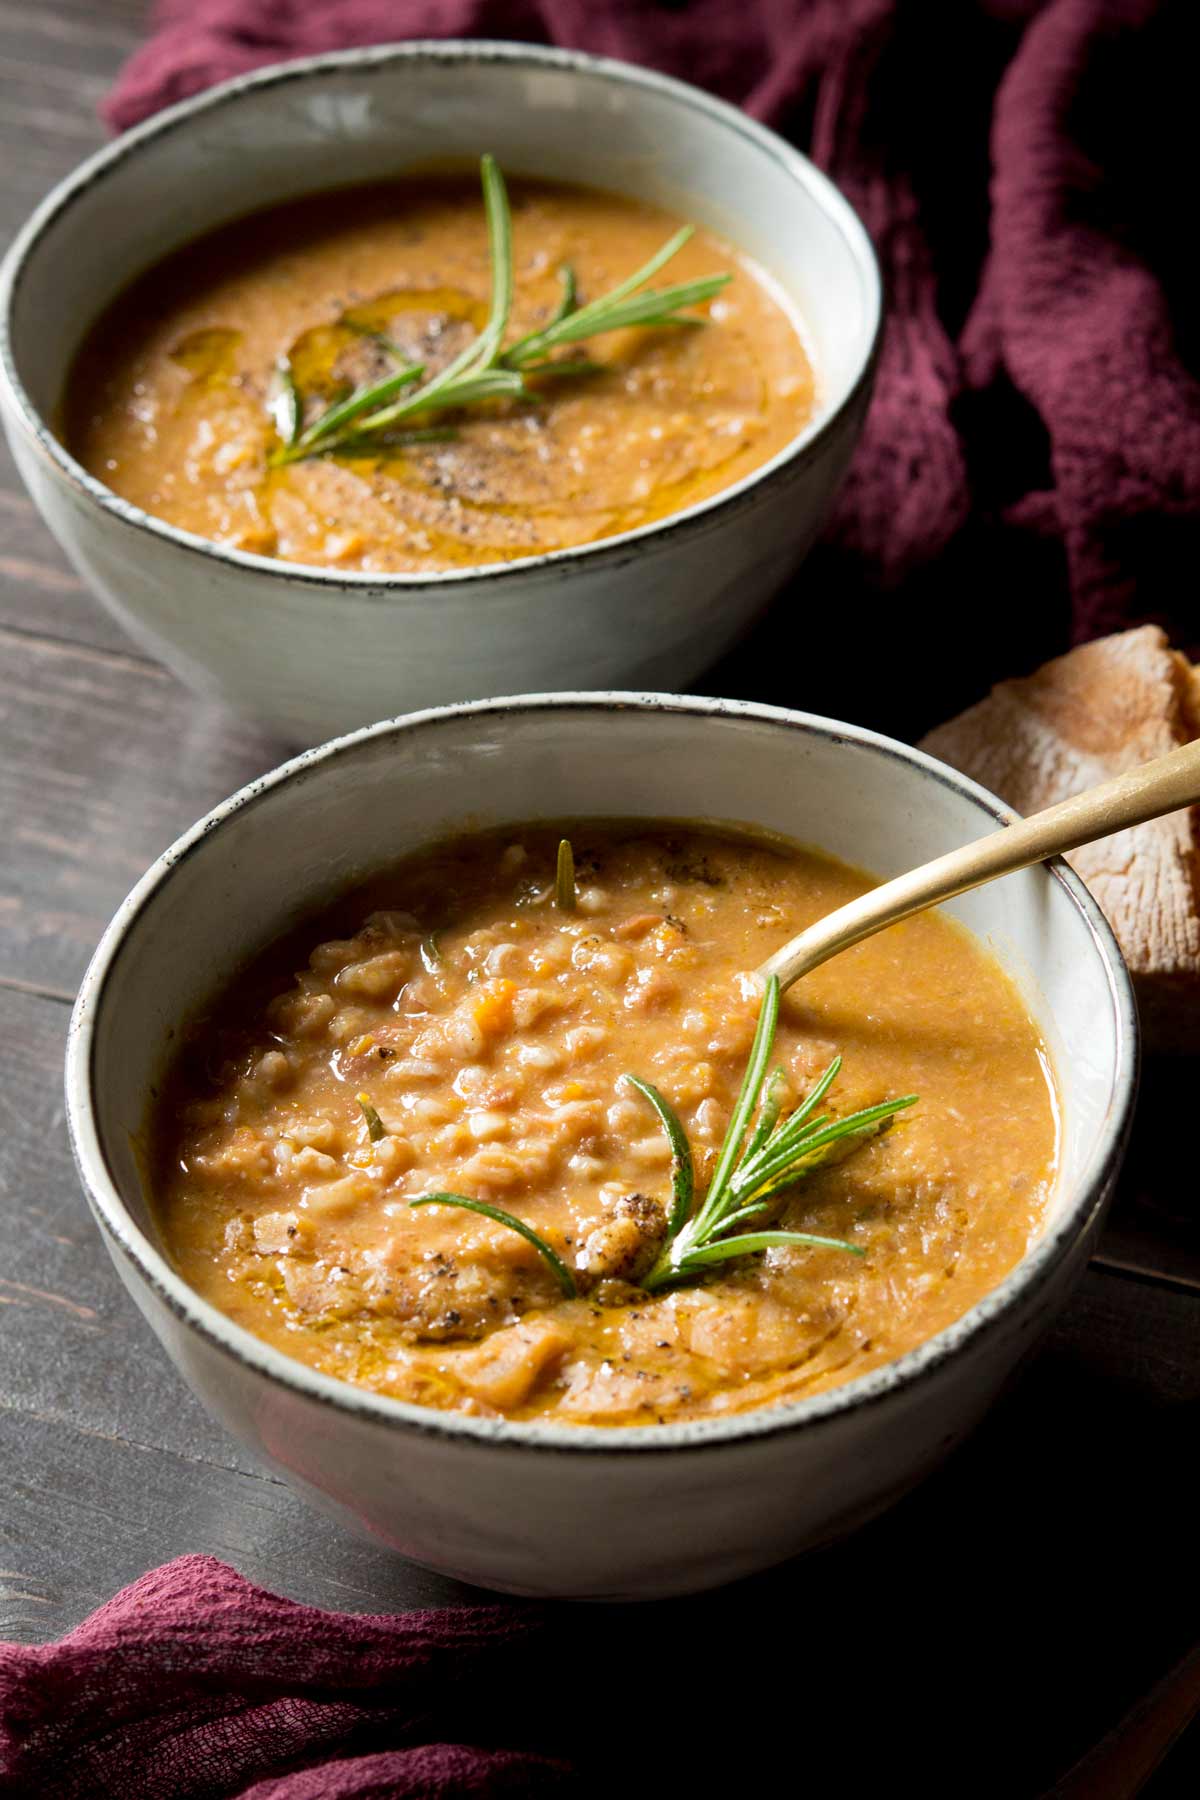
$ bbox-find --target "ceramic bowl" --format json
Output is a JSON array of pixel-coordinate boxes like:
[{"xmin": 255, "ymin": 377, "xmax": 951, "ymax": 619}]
[
  {"xmin": 65, "ymin": 694, "xmax": 1137, "ymax": 1599},
  {"xmin": 0, "ymin": 42, "xmax": 880, "ymax": 746}
]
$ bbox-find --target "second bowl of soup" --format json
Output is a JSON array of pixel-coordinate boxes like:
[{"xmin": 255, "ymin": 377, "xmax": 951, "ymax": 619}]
[
  {"xmin": 66, "ymin": 695, "xmax": 1136, "ymax": 1597},
  {"xmin": 0, "ymin": 43, "xmax": 880, "ymax": 742}
]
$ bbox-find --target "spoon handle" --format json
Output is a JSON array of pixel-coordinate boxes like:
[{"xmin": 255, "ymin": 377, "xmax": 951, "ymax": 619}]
[{"xmin": 758, "ymin": 736, "xmax": 1200, "ymax": 993}]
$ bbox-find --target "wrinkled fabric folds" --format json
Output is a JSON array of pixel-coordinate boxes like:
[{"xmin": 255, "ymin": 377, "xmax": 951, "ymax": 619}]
[{"xmin": 0, "ymin": 1555, "xmax": 567, "ymax": 1798}]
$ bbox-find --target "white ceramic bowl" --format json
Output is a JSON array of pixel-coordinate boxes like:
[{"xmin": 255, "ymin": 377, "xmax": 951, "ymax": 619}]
[
  {"xmin": 0, "ymin": 43, "xmax": 880, "ymax": 746},
  {"xmin": 66, "ymin": 694, "xmax": 1137, "ymax": 1599}
]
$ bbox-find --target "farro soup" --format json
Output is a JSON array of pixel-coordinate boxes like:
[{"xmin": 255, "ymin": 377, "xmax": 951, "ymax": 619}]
[
  {"xmin": 151, "ymin": 824, "xmax": 1059, "ymax": 1428},
  {"xmin": 63, "ymin": 174, "xmax": 815, "ymax": 574}
]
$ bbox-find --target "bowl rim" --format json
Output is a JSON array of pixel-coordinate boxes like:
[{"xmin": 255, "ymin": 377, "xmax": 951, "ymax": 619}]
[
  {"xmin": 0, "ymin": 38, "xmax": 882, "ymax": 595},
  {"xmin": 65, "ymin": 691, "xmax": 1139, "ymax": 1457}
]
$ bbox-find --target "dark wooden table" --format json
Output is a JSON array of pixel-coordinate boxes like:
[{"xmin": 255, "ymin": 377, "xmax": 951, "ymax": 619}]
[{"xmin": 1, "ymin": 8, "xmax": 1198, "ymax": 1793}]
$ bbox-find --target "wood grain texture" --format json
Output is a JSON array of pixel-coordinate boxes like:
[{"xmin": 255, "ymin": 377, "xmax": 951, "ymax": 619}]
[
  {"xmin": 0, "ymin": 1409, "xmax": 481, "ymax": 1640},
  {"xmin": 0, "ymin": 0, "xmax": 150, "ymax": 659},
  {"xmin": 0, "ymin": 627, "xmax": 282, "ymax": 996},
  {"xmin": 0, "ymin": 491, "xmax": 138, "ymax": 656}
]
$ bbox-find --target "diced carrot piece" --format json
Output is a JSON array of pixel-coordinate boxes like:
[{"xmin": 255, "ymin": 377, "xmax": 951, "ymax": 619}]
[{"xmin": 472, "ymin": 978, "xmax": 517, "ymax": 1036}]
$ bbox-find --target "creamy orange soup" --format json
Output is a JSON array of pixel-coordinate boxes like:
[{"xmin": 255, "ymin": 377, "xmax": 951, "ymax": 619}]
[
  {"xmin": 151, "ymin": 825, "xmax": 1058, "ymax": 1427},
  {"xmin": 65, "ymin": 178, "xmax": 814, "ymax": 572}
]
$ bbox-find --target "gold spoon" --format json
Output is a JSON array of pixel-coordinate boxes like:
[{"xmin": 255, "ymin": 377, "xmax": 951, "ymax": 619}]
[{"xmin": 757, "ymin": 737, "xmax": 1200, "ymax": 991}]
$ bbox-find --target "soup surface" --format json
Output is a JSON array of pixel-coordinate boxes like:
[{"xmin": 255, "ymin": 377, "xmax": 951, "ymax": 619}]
[
  {"xmin": 152, "ymin": 825, "xmax": 1058, "ymax": 1427},
  {"xmin": 65, "ymin": 178, "xmax": 815, "ymax": 572}
]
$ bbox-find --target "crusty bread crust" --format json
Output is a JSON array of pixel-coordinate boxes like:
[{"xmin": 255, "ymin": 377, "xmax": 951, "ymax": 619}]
[{"xmin": 920, "ymin": 626, "xmax": 1200, "ymax": 1052}]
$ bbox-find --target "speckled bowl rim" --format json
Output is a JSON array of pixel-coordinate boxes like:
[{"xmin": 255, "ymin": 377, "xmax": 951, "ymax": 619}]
[
  {"xmin": 0, "ymin": 40, "xmax": 882, "ymax": 595},
  {"xmin": 65, "ymin": 693, "xmax": 1139, "ymax": 1457}
]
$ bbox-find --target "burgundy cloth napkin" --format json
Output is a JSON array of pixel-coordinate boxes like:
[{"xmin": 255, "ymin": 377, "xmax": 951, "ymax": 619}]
[
  {"xmin": 103, "ymin": 0, "xmax": 1200, "ymax": 736},
  {"xmin": 0, "ymin": 1555, "xmax": 569, "ymax": 1797}
]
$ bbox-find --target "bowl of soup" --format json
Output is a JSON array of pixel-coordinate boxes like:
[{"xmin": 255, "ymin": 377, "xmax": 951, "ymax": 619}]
[
  {"xmin": 0, "ymin": 44, "xmax": 879, "ymax": 745},
  {"xmin": 65, "ymin": 694, "xmax": 1137, "ymax": 1597}
]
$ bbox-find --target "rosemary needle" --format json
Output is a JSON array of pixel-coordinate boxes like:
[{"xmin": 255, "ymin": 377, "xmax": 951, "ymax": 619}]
[
  {"xmin": 409, "ymin": 1194, "xmax": 577, "ymax": 1297},
  {"xmin": 622, "ymin": 1075, "xmax": 694, "ymax": 1235},
  {"xmin": 356, "ymin": 1093, "xmax": 386, "ymax": 1142},
  {"xmin": 555, "ymin": 838, "xmax": 576, "ymax": 912}
]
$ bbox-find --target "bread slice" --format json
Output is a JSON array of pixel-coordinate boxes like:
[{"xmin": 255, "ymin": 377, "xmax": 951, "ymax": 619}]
[{"xmin": 919, "ymin": 626, "xmax": 1200, "ymax": 1052}]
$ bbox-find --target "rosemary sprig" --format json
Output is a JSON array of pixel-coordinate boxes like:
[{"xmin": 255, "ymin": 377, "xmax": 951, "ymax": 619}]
[
  {"xmin": 404, "ymin": 978, "xmax": 916, "ymax": 1306},
  {"xmin": 409, "ymin": 1193, "xmax": 577, "ymax": 1297},
  {"xmin": 268, "ymin": 155, "xmax": 731, "ymax": 464},
  {"xmin": 272, "ymin": 154, "xmax": 514, "ymax": 463},
  {"xmin": 634, "ymin": 976, "xmax": 918, "ymax": 1292},
  {"xmin": 555, "ymin": 838, "xmax": 576, "ymax": 912}
]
